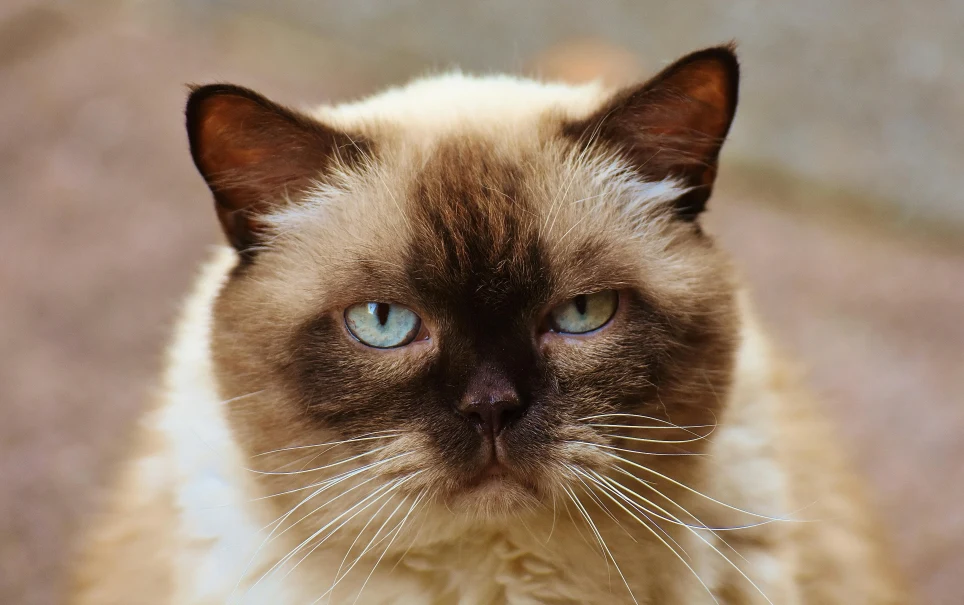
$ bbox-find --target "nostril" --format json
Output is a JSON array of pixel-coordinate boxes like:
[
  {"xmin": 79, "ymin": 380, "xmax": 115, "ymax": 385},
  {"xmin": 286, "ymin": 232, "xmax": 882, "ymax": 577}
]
[
  {"xmin": 464, "ymin": 410, "xmax": 486, "ymax": 431},
  {"xmin": 495, "ymin": 402, "xmax": 526, "ymax": 434}
]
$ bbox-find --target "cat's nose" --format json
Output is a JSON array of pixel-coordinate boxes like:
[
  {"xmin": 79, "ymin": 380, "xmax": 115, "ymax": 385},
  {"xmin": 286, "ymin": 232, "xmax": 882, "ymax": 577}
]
[{"xmin": 457, "ymin": 366, "xmax": 528, "ymax": 437}]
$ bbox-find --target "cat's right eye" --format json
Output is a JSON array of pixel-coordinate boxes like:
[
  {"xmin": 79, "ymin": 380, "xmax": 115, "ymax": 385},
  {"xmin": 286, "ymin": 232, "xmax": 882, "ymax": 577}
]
[
  {"xmin": 546, "ymin": 290, "xmax": 619, "ymax": 335},
  {"xmin": 344, "ymin": 302, "xmax": 422, "ymax": 349}
]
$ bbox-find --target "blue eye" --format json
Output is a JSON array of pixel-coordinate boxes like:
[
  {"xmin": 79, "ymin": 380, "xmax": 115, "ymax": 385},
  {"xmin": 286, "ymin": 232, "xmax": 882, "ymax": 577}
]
[
  {"xmin": 548, "ymin": 290, "xmax": 618, "ymax": 334},
  {"xmin": 344, "ymin": 302, "xmax": 422, "ymax": 348}
]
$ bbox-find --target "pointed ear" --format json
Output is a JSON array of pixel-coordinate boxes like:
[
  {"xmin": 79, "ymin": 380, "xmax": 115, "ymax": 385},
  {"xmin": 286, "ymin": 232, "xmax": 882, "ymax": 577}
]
[
  {"xmin": 185, "ymin": 84, "xmax": 368, "ymax": 256},
  {"xmin": 563, "ymin": 45, "xmax": 739, "ymax": 220}
]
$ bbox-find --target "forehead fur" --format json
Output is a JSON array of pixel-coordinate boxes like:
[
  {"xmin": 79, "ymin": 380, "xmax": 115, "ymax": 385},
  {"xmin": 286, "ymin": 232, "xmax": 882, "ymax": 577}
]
[{"xmin": 312, "ymin": 73, "xmax": 606, "ymax": 145}]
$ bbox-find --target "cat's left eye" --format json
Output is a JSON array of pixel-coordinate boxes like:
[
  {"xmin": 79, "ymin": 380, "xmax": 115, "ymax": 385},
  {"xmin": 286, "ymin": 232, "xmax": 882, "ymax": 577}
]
[
  {"xmin": 344, "ymin": 302, "xmax": 422, "ymax": 349},
  {"xmin": 546, "ymin": 290, "xmax": 618, "ymax": 335}
]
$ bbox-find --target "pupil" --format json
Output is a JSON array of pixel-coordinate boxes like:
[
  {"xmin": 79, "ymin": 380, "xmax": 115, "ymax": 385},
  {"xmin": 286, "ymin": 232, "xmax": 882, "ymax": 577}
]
[
  {"xmin": 375, "ymin": 303, "xmax": 391, "ymax": 326},
  {"xmin": 574, "ymin": 294, "xmax": 588, "ymax": 315}
]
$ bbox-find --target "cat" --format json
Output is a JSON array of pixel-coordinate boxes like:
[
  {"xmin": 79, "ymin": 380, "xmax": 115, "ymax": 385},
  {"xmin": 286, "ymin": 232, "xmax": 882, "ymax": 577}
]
[{"xmin": 69, "ymin": 45, "xmax": 910, "ymax": 604}]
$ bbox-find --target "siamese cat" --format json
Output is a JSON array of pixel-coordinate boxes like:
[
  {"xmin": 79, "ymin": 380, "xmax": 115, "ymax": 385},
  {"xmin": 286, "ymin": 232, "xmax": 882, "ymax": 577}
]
[{"xmin": 70, "ymin": 46, "xmax": 909, "ymax": 604}]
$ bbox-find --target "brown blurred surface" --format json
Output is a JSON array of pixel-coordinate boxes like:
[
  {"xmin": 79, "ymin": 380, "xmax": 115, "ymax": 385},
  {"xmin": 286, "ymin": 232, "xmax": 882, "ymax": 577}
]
[{"xmin": 1, "ymin": 3, "xmax": 962, "ymax": 604}]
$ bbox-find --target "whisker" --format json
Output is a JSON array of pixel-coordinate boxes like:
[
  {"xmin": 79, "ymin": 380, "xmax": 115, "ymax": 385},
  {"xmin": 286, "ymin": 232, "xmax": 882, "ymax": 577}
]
[
  {"xmin": 579, "ymin": 413, "xmax": 713, "ymax": 439},
  {"xmin": 234, "ymin": 460, "xmax": 389, "ymax": 598},
  {"xmin": 569, "ymin": 440, "xmax": 704, "ymax": 457},
  {"xmin": 349, "ymin": 490, "xmax": 425, "ymax": 605},
  {"xmin": 616, "ymin": 472, "xmax": 752, "ymax": 566},
  {"xmin": 307, "ymin": 486, "xmax": 423, "ymax": 605},
  {"xmin": 562, "ymin": 485, "xmax": 609, "ymax": 571},
  {"xmin": 596, "ymin": 470, "xmax": 774, "ymax": 605},
  {"xmin": 562, "ymin": 484, "xmax": 639, "ymax": 605},
  {"xmin": 564, "ymin": 464, "xmax": 636, "ymax": 543},
  {"xmin": 235, "ymin": 453, "xmax": 414, "ymax": 597},
  {"xmin": 607, "ymin": 467, "xmax": 775, "ymax": 532},
  {"xmin": 592, "ymin": 448, "xmax": 793, "ymax": 522},
  {"xmin": 220, "ymin": 390, "xmax": 266, "ymax": 406},
  {"xmin": 253, "ymin": 432, "xmax": 399, "ymax": 457},
  {"xmin": 242, "ymin": 478, "xmax": 399, "ymax": 600},
  {"xmin": 578, "ymin": 412, "xmax": 688, "ymax": 423},
  {"xmin": 388, "ymin": 489, "xmax": 430, "ymax": 574},
  {"xmin": 275, "ymin": 479, "xmax": 407, "ymax": 586},
  {"xmin": 597, "ymin": 432, "xmax": 710, "ymax": 445},
  {"xmin": 250, "ymin": 452, "xmax": 413, "ymax": 504},
  {"xmin": 246, "ymin": 446, "xmax": 389, "ymax": 476},
  {"xmin": 545, "ymin": 489, "xmax": 558, "ymax": 545},
  {"xmin": 237, "ymin": 470, "xmax": 391, "ymax": 598},
  {"xmin": 263, "ymin": 455, "xmax": 415, "ymax": 543},
  {"xmin": 572, "ymin": 468, "xmax": 719, "ymax": 605},
  {"xmin": 579, "ymin": 469, "xmax": 690, "ymax": 559},
  {"xmin": 327, "ymin": 489, "xmax": 408, "ymax": 593},
  {"xmin": 587, "ymin": 423, "xmax": 715, "ymax": 431},
  {"xmin": 559, "ymin": 488, "xmax": 597, "ymax": 553},
  {"xmin": 256, "ymin": 474, "xmax": 417, "ymax": 593}
]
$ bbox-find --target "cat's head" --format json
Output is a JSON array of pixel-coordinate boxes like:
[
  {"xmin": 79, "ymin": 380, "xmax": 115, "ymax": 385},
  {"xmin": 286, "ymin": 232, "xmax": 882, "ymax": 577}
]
[{"xmin": 187, "ymin": 46, "xmax": 741, "ymax": 521}]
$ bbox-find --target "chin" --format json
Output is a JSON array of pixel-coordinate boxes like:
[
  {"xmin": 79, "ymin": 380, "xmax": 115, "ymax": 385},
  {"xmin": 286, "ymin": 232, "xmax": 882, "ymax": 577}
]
[{"xmin": 446, "ymin": 470, "xmax": 546, "ymax": 522}]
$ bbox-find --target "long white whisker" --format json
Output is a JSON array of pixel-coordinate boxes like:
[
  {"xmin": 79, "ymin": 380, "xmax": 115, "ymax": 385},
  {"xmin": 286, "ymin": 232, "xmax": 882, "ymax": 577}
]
[
  {"xmin": 545, "ymin": 489, "xmax": 558, "ymax": 545},
  {"xmin": 597, "ymin": 432, "xmax": 711, "ymax": 445},
  {"xmin": 258, "ymin": 474, "xmax": 416, "ymax": 591},
  {"xmin": 559, "ymin": 487, "xmax": 596, "ymax": 553},
  {"xmin": 246, "ymin": 446, "xmax": 389, "ymax": 476},
  {"xmin": 327, "ymin": 488, "xmax": 407, "ymax": 594},
  {"xmin": 565, "ymin": 465, "xmax": 636, "ymax": 543},
  {"xmin": 562, "ymin": 484, "xmax": 639, "ymax": 605},
  {"xmin": 579, "ymin": 413, "xmax": 713, "ymax": 439},
  {"xmin": 251, "ymin": 452, "xmax": 413, "ymax": 504},
  {"xmin": 574, "ymin": 468, "xmax": 719, "ymax": 605},
  {"xmin": 588, "ymin": 423, "xmax": 715, "ymax": 431},
  {"xmin": 349, "ymin": 490, "xmax": 425, "ymax": 605},
  {"xmin": 593, "ymin": 448, "xmax": 792, "ymax": 522},
  {"xmin": 277, "ymin": 479, "xmax": 408, "ymax": 585},
  {"xmin": 220, "ymin": 390, "xmax": 266, "ymax": 406},
  {"xmin": 237, "ymin": 454, "xmax": 414, "ymax": 598},
  {"xmin": 388, "ymin": 489, "xmax": 430, "ymax": 574},
  {"xmin": 245, "ymin": 477, "xmax": 402, "ymax": 594},
  {"xmin": 570, "ymin": 440, "xmax": 704, "ymax": 457},
  {"xmin": 253, "ymin": 433, "xmax": 399, "ymax": 457},
  {"xmin": 562, "ymin": 485, "xmax": 609, "ymax": 571},
  {"xmin": 579, "ymin": 469, "xmax": 690, "ymax": 559},
  {"xmin": 235, "ymin": 456, "xmax": 398, "ymax": 598},
  {"xmin": 308, "ymin": 488, "xmax": 422, "ymax": 605},
  {"xmin": 598, "ymin": 470, "xmax": 774, "ymax": 605},
  {"xmin": 608, "ymin": 466, "xmax": 775, "ymax": 532},
  {"xmin": 623, "ymin": 474, "xmax": 752, "ymax": 566}
]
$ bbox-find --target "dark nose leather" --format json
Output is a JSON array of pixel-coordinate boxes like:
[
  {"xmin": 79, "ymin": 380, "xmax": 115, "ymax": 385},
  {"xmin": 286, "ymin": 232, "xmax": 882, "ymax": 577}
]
[{"xmin": 457, "ymin": 365, "xmax": 528, "ymax": 437}]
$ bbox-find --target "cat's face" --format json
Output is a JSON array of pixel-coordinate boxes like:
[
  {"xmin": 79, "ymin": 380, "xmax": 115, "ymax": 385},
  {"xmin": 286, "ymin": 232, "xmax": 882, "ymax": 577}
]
[{"xmin": 189, "ymin": 47, "xmax": 740, "ymax": 520}]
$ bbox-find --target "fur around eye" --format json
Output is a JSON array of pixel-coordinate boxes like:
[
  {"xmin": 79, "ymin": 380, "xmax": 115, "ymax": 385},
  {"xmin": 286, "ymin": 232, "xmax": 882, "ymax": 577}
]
[
  {"xmin": 344, "ymin": 302, "xmax": 422, "ymax": 348},
  {"xmin": 547, "ymin": 290, "xmax": 618, "ymax": 334}
]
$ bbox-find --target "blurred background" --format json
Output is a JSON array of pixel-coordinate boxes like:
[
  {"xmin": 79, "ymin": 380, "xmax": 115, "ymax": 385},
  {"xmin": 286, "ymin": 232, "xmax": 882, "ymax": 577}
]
[{"xmin": 1, "ymin": 0, "xmax": 962, "ymax": 603}]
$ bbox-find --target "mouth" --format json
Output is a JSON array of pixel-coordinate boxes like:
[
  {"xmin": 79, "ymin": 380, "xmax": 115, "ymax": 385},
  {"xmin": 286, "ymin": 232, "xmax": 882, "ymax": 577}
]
[
  {"xmin": 463, "ymin": 461, "xmax": 512, "ymax": 489},
  {"xmin": 451, "ymin": 452, "xmax": 543, "ymax": 511}
]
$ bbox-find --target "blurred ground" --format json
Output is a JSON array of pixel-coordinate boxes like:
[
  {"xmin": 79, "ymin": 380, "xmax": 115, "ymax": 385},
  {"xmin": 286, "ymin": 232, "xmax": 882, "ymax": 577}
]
[{"xmin": 1, "ymin": 2, "xmax": 962, "ymax": 604}]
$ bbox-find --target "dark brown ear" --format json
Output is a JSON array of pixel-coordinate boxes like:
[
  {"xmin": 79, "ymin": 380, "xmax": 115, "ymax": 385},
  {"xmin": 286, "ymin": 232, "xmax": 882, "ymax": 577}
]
[
  {"xmin": 563, "ymin": 45, "xmax": 739, "ymax": 220},
  {"xmin": 185, "ymin": 84, "xmax": 368, "ymax": 256}
]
